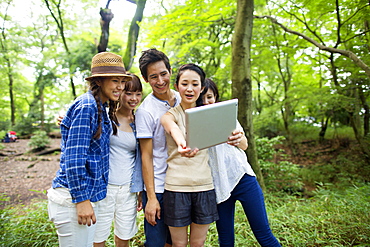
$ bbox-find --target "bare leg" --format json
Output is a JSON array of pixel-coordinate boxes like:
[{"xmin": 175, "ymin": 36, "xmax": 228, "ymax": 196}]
[
  {"xmin": 114, "ymin": 235, "xmax": 129, "ymax": 247},
  {"xmin": 189, "ymin": 223, "xmax": 210, "ymax": 247},
  {"xmin": 93, "ymin": 242, "xmax": 105, "ymax": 247},
  {"xmin": 169, "ymin": 226, "xmax": 189, "ymax": 247}
]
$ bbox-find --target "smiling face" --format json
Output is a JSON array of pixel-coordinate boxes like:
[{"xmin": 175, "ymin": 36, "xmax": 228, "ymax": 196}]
[
  {"xmin": 120, "ymin": 90, "xmax": 143, "ymax": 111},
  {"xmin": 202, "ymin": 88, "xmax": 216, "ymax": 105},
  {"xmin": 98, "ymin": 76, "xmax": 125, "ymax": 103},
  {"xmin": 176, "ymin": 70, "xmax": 203, "ymax": 109},
  {"xmin": 145, "ymin": 61, "xmax": 172, "ymax": 99}
]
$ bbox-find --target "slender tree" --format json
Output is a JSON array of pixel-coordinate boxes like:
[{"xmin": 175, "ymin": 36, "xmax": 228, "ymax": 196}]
[
  {"xmin": 232, "ymin": 0, "xmax": 265, "ymax": 189},
  {"xmin": 122, "ymin": 0, "xmax": 146, "ymax": 70},
  {"xmin": 98, "ymin": 7, "xmax": 114, "ymax": 53},
  {"xmin": 0, "ymin": 1, "xmax": 16, "ymax": 126},
  {"xmin": 43, "ymin": 0, "xmax": 76, "ymax": 98}
]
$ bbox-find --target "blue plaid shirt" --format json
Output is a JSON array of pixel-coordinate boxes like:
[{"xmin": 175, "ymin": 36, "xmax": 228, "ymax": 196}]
[{"xmin": 52, "ymin": 92, "xmax": 111, "ymax": 203}]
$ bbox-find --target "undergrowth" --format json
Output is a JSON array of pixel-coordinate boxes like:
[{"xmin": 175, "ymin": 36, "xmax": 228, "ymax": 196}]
[
  {"xmin": 1, "ymin": 135, "xmax": 369, "ymax": 246},
  {"xmin": 1, "ymin": 183, "xmax": 369, "ymax": 246}
]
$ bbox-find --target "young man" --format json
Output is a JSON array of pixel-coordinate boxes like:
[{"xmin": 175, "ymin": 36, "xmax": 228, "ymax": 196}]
[{"xmin": 135, "ymin": 48, "xmax": 181, "ymax": 247}]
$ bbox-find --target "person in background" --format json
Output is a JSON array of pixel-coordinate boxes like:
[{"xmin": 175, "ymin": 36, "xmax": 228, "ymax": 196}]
[
  {"xmin": 135, "ymin": 48, "xmax": 180, "ymax": 247},
  {"xmin": 93, "ymin": 73, "xmax": 144, "ymax": 247},
  {"xmin": 47, "ymin": 52, "xmax": 131, "ymax": 247},
  {"xmin": 199, "ymin": 78, "xmax": 281, "ymax": 247},
  {"xmin": 161, "ymin": 64, "xmax": 218, "ymax": 247}
]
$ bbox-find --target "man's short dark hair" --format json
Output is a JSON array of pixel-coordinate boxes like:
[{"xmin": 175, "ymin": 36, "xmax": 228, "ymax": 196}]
[{"xmin": 139, "ymin": 48, "xmax": 171, "ymax": 81}]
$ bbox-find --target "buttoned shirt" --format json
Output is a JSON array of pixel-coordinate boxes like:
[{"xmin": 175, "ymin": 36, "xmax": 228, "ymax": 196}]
[{"xmin": 52, "ymin": 92, "xmax": 111, "ymax": 203}]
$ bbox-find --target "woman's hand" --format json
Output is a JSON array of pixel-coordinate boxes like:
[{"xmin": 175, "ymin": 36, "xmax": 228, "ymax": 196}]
[
  {"xmin": 178, "ymin": 143, "xmax": 199, "ymax": 157},
  {"xmin": 56, "ymin": 115, "xmax": 64, "ymax": 126},
  {"xmin": 76, "ymin": 200, "xmax": 96, "ymax": 226},
  {"xmin": 227, "ymin": 130, "xmax": 248, "ymax": 150}
]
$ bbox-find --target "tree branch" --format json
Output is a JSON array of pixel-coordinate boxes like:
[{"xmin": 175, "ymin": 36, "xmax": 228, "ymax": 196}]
[{"xmin": 255, "ymin": 15, "xmax": 370, "ymax": 78}]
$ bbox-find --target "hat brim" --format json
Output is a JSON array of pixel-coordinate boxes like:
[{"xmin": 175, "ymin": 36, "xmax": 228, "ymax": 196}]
[{"xmin": 85, "ymin": 73, "xmax": 133, "ymax": 81}]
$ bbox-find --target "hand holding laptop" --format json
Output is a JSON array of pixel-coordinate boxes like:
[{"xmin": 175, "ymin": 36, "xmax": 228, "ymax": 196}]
[{"xmin": 185, "ymin": 99, "xmax": 238, "ymax": 150}]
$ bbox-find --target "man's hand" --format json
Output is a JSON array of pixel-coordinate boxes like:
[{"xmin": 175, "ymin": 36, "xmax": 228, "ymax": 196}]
[
  {"xmin": 144, "ymin": 198, "xmax": 161, "ymax": 226},
  {"xmin": 137, "ymin": 192, "xmax": 143, "ymax": 212},
  {"xmin": 76, "ymin": 200, "xmax": 96, "ymax": 226}
]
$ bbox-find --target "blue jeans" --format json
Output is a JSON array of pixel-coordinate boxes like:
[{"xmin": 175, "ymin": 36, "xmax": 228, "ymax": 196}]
[
  {"xmin": 142, "ymin": 191, "xmax": 171, "ymax": 247},
  {"xmin": 216, "ymin": 174, "xmax": 281, "ymax": 247}
]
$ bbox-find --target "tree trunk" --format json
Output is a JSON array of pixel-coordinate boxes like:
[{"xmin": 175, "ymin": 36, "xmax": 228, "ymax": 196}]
[
  {"xmin": 232, "ymin": 0, "xmax": 265, "ymax": 190},
  {"xmin": 358, "ymin": 81, "xmax": 369, "ymax": 136},
  {"xmin": 0, "ymin": 15, "xmax": 15, "ymax": 126},
  {"xmin": 123, "ymin": 0, "xmax": 147, "ymax": 70},
  {"xmin": 98, "ymin": 8, "xmax": 114, "ymax": 53},
  {"xmin": 44, "ymin": 0, "xmax": 77, "ymax": 98},
  {"xmin": 319, "ymin": 117, "xmax": 329, "ymax": 143}
]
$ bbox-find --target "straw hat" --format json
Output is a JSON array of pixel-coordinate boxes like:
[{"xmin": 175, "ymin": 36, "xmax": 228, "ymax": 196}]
[{"xmin": 85, "ymin": 52, "xmax": 132, "ymax": 81}]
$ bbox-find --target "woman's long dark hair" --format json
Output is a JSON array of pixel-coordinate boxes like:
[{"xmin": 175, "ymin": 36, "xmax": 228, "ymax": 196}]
[
  {"xmin": 88, "ymin": 77, "xmax": 119, "ymax": 139},
  {"xmin": 196, "ymin": 78, "xmax": 219, "ymax": 106}
]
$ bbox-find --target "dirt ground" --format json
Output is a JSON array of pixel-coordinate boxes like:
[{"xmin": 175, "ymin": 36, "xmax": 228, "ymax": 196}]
[{"xmin": 0, "ymin": 138, "xmax": 61, "ymax": 209}]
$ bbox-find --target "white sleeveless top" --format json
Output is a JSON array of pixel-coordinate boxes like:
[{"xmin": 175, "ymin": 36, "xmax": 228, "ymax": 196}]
[{"xmin": 108, "ymin": 130, "xmax": 136, "ymax": 186}]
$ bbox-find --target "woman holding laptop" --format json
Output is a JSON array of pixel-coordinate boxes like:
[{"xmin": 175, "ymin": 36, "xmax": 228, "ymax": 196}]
[{"xmin": 160, "ymin": 64, "xmax": 218, "ymax": 247}]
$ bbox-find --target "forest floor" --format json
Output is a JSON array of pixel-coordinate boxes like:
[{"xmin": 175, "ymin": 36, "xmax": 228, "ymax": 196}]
[
  {"xmin": 0, "ymin": 138, "xmax": 61, "ymax": 209},
  {"xmin": 0, "ymin": 137, "xmax": 363, "ymax": 209}
]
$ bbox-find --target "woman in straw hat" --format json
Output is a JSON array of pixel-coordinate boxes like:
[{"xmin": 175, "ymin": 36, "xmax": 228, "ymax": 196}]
[{"xmin": 47, "ymin": 52, "xmax": 131, "ymax": 247}]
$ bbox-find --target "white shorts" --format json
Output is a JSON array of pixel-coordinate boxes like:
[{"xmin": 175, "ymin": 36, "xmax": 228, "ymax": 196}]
[
  {"xmin": 94, "ymin": 183, "xmax": 138, "ymax": 243},
  {"xmin": 47, "ymin": 187, "xmax": 98, "ymax": 247}
]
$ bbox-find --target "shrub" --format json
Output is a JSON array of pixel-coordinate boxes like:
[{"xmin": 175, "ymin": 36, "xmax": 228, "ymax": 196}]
[
  {"xmin": 0, "ymin": 200, "xmax": 58, "ymax": 247},
  {"xmin": 28, "ymin": 130, "xmax": 50, "ymax": 151},
  {"xmin": 256, "ymin": 136, "xmax": 304, "ymax": 194}
]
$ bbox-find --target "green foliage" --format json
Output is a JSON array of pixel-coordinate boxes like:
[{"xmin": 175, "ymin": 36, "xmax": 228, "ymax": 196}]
[
  {"xmin": 27, "ymin": 130, "xmax": 50, "ymax": 151},
  {"xmin": 256, "ymin": 136, "xmax": 285, "ymax": 161},
  {"xmin": 0, "ymin": 200, "xmax": 58, "ymax": 247},
  {"xmin": 267, "ymin": 184, "xmax": 370, "ymax": 246},
  {"xmin": 300, "ymin": 146, "xmax": 370, "ymax": 188},
  {"xmin": 1, "ymin": 184, "xmax": 369, "ymax": 246},
  {"xmin": 256, "ymin": 136, "xmax": 304, "ymax": 193}
]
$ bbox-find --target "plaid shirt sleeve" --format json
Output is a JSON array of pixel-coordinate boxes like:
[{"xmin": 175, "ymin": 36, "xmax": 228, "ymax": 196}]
[
  {"xmin": 53, "ymin": 93, "xmax": 110, "ymax": 203},
  {"xmin": 63, "ymin": 102, "xmax": 97, "ymax": 202}
]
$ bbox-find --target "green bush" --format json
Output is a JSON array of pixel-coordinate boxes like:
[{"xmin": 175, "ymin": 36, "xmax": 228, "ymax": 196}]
[
  {"xmin": 2, "ymin": 184, "xmax": 369, "ymax": 246},
  {"xmin": 28, "ymin": 130, "xmax": 50, "ymax": 151},
  {"xmin": 0, "ymin": 200, "xmax": 58, "ymax": 247},
  {"xmin": 256, "ymin": 136, "xmax": 304, "ymax": 194}
]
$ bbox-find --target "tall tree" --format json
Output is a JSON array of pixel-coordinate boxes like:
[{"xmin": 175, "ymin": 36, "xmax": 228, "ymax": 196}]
[
  {"xmin": 255, "ymin": 0, "xmax": 370, "ymax": 157},
  {"xmin": 1, "ymin": 1, "xmax": 16, "ymax": 126},
  {"xmin": 97, "ymin": 0, "xmax": 146, "ymax": 70},
  {"xmin": 43, "ymin": 0, "xmax": 77, "ymax": 98},
  {"xmin": 122, "ymin": 0, "xmax": 146, "ymax": 70},
  {"xmin": 98, "ymin": 7, "xmax": 114, "ymax": 53},
  {"xmin": 232, "ymin": 0, "xmax": 265, "ymax": 189}
]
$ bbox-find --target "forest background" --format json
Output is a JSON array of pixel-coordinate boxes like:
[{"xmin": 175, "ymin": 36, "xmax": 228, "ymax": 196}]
[{"xmin": 0, "ymin": 0, "xmax": 369, "ymax": 246}]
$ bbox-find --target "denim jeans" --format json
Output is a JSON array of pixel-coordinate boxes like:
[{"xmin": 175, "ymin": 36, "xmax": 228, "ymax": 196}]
[
  {"xmin": 142, "ymin": 191, "xmax": 171, "ymax": 247},
  {"xmin": 216, "ymin": 174, "xmax": 281, "ymax": 247}
]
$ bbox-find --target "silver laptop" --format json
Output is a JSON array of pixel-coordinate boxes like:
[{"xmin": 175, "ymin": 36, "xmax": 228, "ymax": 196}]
[{"xmin": 185, "ymin": 99, "xmax": 238, "ymax": 150}]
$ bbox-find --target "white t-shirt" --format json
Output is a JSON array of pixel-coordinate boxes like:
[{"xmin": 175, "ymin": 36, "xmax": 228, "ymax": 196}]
[
  {"xmin": 208, "ymin": 121, "xmax": 256, "ymax": 203},
  {"xmin": 135, "ymin": 90, "xmax": 181, "ymax": 193}
]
